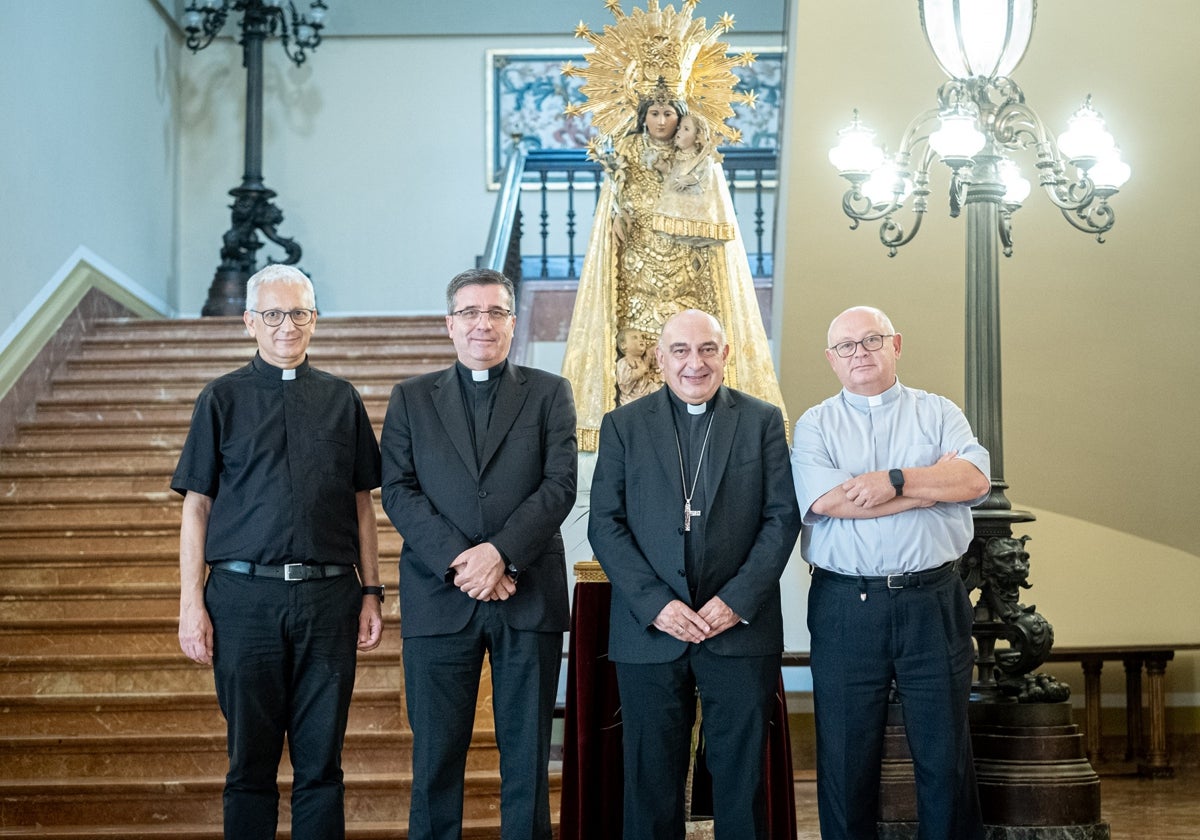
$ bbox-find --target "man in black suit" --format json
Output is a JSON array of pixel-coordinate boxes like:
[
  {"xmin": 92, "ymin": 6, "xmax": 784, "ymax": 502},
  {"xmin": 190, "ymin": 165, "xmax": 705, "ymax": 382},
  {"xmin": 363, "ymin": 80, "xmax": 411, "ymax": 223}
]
[
  {"xmin": 380, "ymin": 268, "xmax": 577, "ymax": 840},
  {"xmin": 588, "ymin": 309, "xmax": 801, "ymax": 840}
]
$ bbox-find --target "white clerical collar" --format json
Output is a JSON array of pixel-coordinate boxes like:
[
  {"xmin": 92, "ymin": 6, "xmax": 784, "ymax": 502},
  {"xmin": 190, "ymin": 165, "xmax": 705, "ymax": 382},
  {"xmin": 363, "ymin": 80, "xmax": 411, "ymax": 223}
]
[
  {"xmin": 842, "ymin": 378, "xmax": 902, "ymax": 411},
  {"xmin": 456, "ymin": 360, "xmax": 507, "ymax": 383},
  {"xmin": 282, "ymin": 368, "xmax": 296, "ymax": 381},
  {"xmin": 687, "ymin": 401, "xmax": 707, "ymax": 415}
]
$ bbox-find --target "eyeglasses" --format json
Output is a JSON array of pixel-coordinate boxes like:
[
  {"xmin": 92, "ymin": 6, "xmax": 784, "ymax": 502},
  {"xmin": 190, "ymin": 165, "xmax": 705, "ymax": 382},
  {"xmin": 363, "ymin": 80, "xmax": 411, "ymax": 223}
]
[
  {"xmin": 450, "ymin": 307, "xmax": 513, "ymax": 323},
  {"xmin": 829, "ymin": 334, "xmax": 893, "ymax": 358},
  {"xmin": 250, "ymin": 308, "xmax": 315, "ymax": 327}
]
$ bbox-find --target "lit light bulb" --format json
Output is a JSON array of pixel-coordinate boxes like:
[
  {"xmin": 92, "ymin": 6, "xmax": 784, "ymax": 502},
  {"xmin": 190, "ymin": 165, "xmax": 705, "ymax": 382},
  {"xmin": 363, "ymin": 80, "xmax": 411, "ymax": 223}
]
[
  {"xmin": 829, "ymin": 111, "xmax": 885, "ymax": 176},
  {"xmin": 1057, "ymin": 97, "xmax": 1116, "ymax": 166},
  {"xmin": 998, "ymin": 158, "xmax": 1030, "ymax": 206},
  {"xmin": 929, "ymin": 109, "xmax": 986, "ymax": 163}
]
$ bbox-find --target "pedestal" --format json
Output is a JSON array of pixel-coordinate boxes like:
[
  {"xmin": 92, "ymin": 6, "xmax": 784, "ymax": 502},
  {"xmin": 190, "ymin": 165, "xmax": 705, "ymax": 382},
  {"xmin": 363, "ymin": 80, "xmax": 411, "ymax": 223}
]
[
  {"xmin": 877, "ymin": 701, "xmax": 1110, "ymax": 840},
  {"xmin": 971, "ymin": 702, "xmax": 1110, "ymax": 839},
  {"xmin": 559, "ymin": 561, "xmax": 796, "ymax": 840}
]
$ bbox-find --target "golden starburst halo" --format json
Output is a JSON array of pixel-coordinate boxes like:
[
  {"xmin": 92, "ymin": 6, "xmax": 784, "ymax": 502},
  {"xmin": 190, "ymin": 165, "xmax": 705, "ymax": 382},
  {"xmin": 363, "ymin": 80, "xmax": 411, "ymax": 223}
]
[{"xmin": 561, "ymin": 0, "xmax": 756, "ymax": 147}]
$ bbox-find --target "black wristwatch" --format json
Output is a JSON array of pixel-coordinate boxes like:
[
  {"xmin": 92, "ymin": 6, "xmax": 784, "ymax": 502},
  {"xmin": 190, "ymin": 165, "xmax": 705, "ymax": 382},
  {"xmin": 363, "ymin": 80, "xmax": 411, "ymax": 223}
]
[
  {"xmin": 888, "ymin": 468, "xmax": 905, "ymax": 497},
  {"xmin": 362, "ymin": 585, "xmax": 385, "ymax": 603}
]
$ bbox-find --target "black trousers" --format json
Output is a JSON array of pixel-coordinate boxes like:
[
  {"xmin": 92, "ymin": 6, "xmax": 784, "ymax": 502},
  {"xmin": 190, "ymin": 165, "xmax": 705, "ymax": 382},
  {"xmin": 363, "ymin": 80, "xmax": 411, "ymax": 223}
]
[
  {"xmin": 402, "ymin": 601, "xmax": 563, "ymax": 840},
  {"xmin": 206, "ymin": 569, "xmax": 360, "ymax": 840},
  {"xmin": 615, "ymin": 646, "xmax": 780, "ymax": 840},
  {"xmin": 808, "ymin": 568, "xmax": 984, "ymax": 840}
]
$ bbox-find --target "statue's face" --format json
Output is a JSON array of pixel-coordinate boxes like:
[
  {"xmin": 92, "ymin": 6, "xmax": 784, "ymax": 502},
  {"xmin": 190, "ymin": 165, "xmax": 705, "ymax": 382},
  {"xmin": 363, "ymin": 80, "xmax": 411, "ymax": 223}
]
[
  {"xmin": 644, "ymin": 103, "xmax": 680, "ymax": 141},
  {"xmin": 984, "ymin": 541, "xmax": 1030, "ymax": 586}
]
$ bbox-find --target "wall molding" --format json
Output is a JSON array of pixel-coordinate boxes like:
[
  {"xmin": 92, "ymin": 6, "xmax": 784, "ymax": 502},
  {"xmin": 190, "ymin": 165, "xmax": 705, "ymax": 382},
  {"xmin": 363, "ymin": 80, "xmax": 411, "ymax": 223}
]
[{"xmin": 0, "ymin": 247, "xmax": 170, "ymax": 402}]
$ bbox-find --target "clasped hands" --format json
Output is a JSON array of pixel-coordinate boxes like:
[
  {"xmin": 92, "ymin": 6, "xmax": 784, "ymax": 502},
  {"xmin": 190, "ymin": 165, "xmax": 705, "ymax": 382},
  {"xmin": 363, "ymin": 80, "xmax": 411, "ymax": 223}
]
[
  {"xmin": 653, "ymin": 597, "xmax": 740, "ymax": 644},
  {"xmin": 449, "ymin": 542, "xmax": 517, "ymax": 601}
]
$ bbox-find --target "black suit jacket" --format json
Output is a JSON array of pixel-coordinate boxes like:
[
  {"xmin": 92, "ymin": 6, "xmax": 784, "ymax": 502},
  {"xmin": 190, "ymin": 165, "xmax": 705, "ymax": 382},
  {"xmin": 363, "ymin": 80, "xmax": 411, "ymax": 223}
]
[
  {"xmin": 588, "ymin": 385, "xmax": 801, "ymax": 664},
  {"xmin": 380, "ymin": 363, "xmax": 577, "ymax": 638}
]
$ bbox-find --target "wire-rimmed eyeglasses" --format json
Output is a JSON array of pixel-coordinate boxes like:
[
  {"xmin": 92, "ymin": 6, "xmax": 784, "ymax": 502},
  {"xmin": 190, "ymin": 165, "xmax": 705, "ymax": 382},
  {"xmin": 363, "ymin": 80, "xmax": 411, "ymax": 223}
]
[
  {"xmin": 450, "ymin": 307, "xmax": 513, "ymax": 324},
  {"xmin": 829, "ymin": 334, "xmax": 893, "ymax": 358},
  {"xmin": 249, "ymin": 308, "xmax": 315, "ymax": 327}
]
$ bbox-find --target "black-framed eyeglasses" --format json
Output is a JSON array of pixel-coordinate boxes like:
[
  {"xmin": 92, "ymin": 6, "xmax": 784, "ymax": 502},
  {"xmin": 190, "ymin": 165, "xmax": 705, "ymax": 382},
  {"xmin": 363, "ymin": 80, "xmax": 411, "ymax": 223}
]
[
  {"xmin": 830, "ymin": 334, "xmax": 893, "ymax": 358},
  {"xmin": 249, "ymin": 308, "xmax": 315, "ymax": 327},
  {"xmin": 450, "ymin": 307, "xmax": 513, "ymax": 324}
]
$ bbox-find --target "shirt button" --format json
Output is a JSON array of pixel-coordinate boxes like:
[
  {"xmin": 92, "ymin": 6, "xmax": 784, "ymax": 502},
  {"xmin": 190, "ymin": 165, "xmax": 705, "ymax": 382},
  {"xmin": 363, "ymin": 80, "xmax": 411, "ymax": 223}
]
[
  {"xmin": 478, "ymin": 490, "xmax": 487, "ymax": 498},
  {"xmin": 678, "ymin": 569, "xmax": 687, "ymax": 577}
]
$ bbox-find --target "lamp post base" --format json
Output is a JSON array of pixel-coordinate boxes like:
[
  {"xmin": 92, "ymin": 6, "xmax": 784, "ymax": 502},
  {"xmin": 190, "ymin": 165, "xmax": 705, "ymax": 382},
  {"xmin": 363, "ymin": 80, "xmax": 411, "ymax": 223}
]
[{"xmin": 200, "ymin": 267, "xmax": 251, "ymax": 316}]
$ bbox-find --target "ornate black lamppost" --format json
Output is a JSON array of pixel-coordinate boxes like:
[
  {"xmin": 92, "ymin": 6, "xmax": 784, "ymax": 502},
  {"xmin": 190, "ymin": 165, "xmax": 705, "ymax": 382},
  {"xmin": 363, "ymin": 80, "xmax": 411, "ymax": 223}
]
[
  {"xmin": 181, "ymin": 0, "xmax": 329, "ymax": 315},
  {"xmin": 828, "ymin": 2, "xmax": 1130, "ymax": 834}
]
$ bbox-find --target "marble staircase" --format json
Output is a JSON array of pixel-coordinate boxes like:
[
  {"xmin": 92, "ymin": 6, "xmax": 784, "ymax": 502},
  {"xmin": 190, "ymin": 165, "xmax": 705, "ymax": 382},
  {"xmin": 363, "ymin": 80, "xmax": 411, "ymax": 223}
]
[{"xmin": 0, "ymin": 316, "xmax": 541, "ymax": 838}]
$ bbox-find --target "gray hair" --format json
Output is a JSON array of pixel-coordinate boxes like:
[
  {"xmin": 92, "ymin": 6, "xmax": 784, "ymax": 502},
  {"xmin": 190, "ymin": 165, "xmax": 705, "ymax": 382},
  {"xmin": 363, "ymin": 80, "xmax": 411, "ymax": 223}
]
[
  {"xmin": 445, "ymin": 268, "xmax": 515, "ymax": 314},
  {"xmin": 245, "ymin": 264, "xmax": 315, "ymax": 312}
]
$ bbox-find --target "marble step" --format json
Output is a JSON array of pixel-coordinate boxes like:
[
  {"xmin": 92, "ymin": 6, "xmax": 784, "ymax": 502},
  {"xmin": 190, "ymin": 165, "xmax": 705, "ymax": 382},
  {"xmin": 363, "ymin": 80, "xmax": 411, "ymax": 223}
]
[
  {"xmin": 0, "ymin": 728, "xmax": 433, "ymax": 779},
  {"xmin": 7, "ymin": 548, "xmax": 381, "ymax": 582},
  {"xmin": 0, "ymin": 820, "xmax": 520, "ymax": 840},
  {"xmin": 22, "ymin": 401, "xmax": 393, "ymax": 429},
  {"xmin": 51, "ymin": 359, "xmax": 448, "ymax": 386},
  {"xmin": 38, "ymin": 377, "xmax": 407, "ymax": 404},
  {"xmin": 0, "ymin": 650, "xmax": 399, "ymax": 695},
  {"xmin": 0, "ymin": 765, "xmax": 541, "ymax": 828},
  {"xmin": 83, "ymin": 316, "xmax": 450, "ymax": 343},
  {"xmin": 0, "ymin": 688, "xmax": 406, "ymax": 737},
  {"xmin": 0, "ymin": 500, "xmax": 184, "ymax": 530},
  {"xmin": 0, "ymin": 450, "xmax": 182, "ymax": 479},
  {"xmin": 0, "ymin": 612, "xmax": 402, "ymax": 651},
  {"xmin": 72, "ymin": 337, "xmax": 453, "ymax": 361}
]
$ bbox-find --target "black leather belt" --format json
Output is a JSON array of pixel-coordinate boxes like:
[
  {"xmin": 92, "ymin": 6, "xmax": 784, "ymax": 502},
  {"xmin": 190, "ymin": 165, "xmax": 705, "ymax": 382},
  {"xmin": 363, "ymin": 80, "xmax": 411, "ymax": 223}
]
[
  {"xmin": 210, "ymin": 560, "xmax": 356, "ymax": 582},
  {"xmin": 814, "ymin": 560, "xmax": 957, "ymax": 590}
]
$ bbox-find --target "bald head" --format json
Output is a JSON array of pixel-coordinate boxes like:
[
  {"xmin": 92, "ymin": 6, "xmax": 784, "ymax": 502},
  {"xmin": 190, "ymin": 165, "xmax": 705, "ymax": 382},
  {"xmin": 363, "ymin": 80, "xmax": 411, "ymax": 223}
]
[{"xmin": 827, "ymin": 306, "xmax": 894, "ymax": 347}]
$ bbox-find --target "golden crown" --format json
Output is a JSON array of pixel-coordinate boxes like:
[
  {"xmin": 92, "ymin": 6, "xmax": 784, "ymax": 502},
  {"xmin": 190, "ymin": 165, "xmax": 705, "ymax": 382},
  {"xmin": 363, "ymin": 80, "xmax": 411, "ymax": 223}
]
[{"xmin": 562, "ymin": 0, "xmax": 758, "ymax": 146}]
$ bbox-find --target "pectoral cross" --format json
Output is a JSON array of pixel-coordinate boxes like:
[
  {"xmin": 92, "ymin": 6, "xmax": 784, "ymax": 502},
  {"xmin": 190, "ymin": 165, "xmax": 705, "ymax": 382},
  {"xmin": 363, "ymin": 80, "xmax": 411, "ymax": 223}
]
[{"xmin": 683, "ymin": 500, "xmax": 701, "ymax": 532}]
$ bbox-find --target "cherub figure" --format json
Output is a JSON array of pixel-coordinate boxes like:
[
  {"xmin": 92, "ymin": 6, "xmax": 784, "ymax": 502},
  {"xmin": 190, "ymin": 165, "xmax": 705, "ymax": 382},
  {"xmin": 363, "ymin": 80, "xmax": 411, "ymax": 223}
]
[{"xmin": 615, "ymin": 327, "xmax": 659, "ymax": 406}]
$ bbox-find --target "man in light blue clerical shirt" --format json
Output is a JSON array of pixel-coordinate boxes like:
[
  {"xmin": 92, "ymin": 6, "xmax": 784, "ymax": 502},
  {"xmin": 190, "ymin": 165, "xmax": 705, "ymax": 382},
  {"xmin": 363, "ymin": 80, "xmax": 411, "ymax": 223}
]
[{"xmin": 790, "ymin": 305, "xmax": 991, "ymax": 840}]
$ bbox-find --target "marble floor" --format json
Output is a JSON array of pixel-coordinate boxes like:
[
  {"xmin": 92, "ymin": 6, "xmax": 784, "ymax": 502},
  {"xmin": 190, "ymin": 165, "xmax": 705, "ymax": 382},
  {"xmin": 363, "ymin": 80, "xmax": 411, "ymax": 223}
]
[{"xmin": 792, "ymin": 767, "xmax": 1200, "ymax": 839}]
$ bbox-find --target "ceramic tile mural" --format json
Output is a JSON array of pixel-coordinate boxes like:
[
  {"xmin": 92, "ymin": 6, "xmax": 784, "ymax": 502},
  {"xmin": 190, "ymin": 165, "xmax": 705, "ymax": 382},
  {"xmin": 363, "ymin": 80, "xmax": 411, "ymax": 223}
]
[{"xmin": 485, "ymin": 47, "xmax": 784, "ymax": 187}]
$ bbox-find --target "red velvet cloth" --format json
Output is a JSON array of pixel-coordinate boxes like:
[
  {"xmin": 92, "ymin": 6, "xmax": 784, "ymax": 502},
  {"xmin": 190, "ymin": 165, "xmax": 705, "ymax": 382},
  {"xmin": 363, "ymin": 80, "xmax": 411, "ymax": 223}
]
[{"xmin": 560, "ymin": 579, "xmax": 797, "ymax": 840}]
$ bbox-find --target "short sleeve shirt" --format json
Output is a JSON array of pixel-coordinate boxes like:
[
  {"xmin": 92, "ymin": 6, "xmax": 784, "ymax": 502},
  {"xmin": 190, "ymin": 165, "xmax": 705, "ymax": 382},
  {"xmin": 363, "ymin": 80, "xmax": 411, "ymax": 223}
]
[
  {"xmin": 171, "ymin": 354, "xmax": 381, "ymax": 566},
  {"xmin": 790, "ymin": 379, "xmax": 990, "ymax": 576}
]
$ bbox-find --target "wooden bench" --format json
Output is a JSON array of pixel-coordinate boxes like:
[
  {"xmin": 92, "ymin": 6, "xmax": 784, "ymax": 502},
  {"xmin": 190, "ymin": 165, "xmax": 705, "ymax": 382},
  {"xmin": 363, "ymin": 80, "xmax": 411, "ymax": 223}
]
[{"xmin": 1044, "ymin": 643, "xmax": 1200, "ymax": 777}]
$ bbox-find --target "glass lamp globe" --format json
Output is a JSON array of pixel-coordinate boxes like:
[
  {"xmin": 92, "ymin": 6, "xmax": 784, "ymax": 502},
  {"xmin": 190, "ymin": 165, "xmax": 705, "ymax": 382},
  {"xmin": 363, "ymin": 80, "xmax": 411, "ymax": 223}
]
[
  {"xmin": 998, "ymin": 158, "xmax": 1031, "ymax": 205},
  {"xmin": 829, "ymin": 112, "xmax": 885, "ymax": 176},
  {"xmin": 1090, "ymin": 150, "xmax": 1131, "ymax": 193},
  {"xmin": 920, "ymin": 0, "xmax": 1036, "ymax": 80},
  {"xmin": 1057, "ymin": 98, "xmax": 1116, "ymax": 166},
  {"xmin": 929, "ymin": 109, "xmax": 986, "ymax": 162}
]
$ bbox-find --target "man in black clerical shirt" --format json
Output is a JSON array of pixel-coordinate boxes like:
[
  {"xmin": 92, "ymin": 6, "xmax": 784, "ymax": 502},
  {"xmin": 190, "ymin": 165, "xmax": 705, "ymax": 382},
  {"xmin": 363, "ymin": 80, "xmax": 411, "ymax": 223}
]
[
  {"xmin": 172, "ymin": 264, "xmax": 383, "ymax": 840},
  {"xmin": 588, "ymin": 309, "xmax": 800, "ymax": 840},
  {"xmin": 380, "ymin": 268, "xmax": 577, "ymax": 840}
]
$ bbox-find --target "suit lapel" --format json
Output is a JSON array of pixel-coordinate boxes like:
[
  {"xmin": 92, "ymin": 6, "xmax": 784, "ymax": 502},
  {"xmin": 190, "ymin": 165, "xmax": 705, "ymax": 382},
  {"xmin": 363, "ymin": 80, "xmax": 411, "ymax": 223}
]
[
  {"xmin": 705, "ymin": 386, "xmax": 740, "ymax": 506},
  {"xmin": 479, "ymin": 363, "xmax": 529, "ymax": 471},
  {"xmin": 643, "ymin": 388, "xmax": 686, "ymax": 502},
  {"xmin": 432, "ymin": 366, "xmax": 478, "ymax": 476}
]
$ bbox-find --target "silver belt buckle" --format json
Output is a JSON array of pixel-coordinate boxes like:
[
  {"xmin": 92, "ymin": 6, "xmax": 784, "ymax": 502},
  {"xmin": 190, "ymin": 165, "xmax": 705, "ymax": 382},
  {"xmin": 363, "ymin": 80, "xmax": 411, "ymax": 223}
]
[
  {"xmin": 886, "ymin": 573, "xmax": 905, "ymax": 590},
  {"xmin": 284, "ymin": 563, "xmax": 305, "ymax": 582}
]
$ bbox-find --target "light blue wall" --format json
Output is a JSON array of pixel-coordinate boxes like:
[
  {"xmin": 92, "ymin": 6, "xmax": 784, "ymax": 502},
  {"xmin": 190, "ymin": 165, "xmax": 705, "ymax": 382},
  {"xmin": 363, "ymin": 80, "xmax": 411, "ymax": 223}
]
[{"xmin": 0, "ymin": 1, "xmax": 180, "ymax": 335}]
